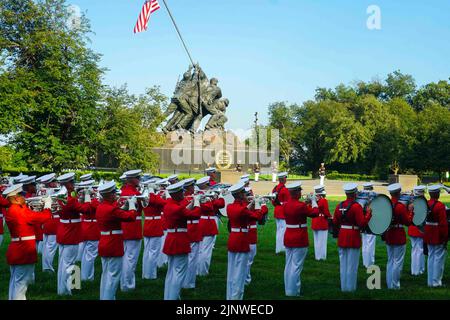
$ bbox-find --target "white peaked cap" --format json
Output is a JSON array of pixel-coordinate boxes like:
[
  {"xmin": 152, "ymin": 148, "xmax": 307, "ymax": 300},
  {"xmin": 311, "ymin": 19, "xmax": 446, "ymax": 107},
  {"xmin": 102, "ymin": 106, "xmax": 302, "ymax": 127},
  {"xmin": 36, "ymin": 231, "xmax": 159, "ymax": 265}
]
[
  {"xmin": 37, "ymin": 173, "xmax": 56, "ymax": 184},
  {"xmin": 286, "ymin": 182, "xmax": 302, "ymax": 190},
  {"xmin": 80, "ymin": 173, "xmax": 93, "ymax": 181},
  {"xmin": 2, "ymin": 184, "xmax": 23, "ymax": 197},
  {"xmin": 343, "ymin": 183, "xmax": 358, "ymax": 193},
  {"xmin": 124, "ymin": 170, "xmax": 142, "ymax": 178},
  {"xmin": 196, "ymin": 176, "xmax": 210, "ymax": 186},
  {"xmin": 205, "ymin": 167, "xmax": 217, "ymax": 174},
  {"xmin": 277, "ymin": 172, "xmax": 288, "ymax": 178},
  {"xmin": 19, "ymin": 176, "xmax": 36, "ymax": 185},
  {"xmin": 180, "ymin": 178, "xmax": 196, "ymax": 187},
  {"xmin": 57, "ymin": 172, "xmax": 75, "ymax": 183},
  {"xmin": 98, "ymin": 181, "xmax": 117, "ymax": 194},
  {"xmin": 229, "ymin": 181, "xmax": 245, "ymax": 194},
  {"xmin": 387, "ymin": 183, "xmax": 402, "ymax": 193},
  {"xmin": 167, "ymin": 181, "xmax": 185, "ymax": 194},
  {"xmin": 428, "ymin": 184, "xmax": 442, "ymax": 193}
]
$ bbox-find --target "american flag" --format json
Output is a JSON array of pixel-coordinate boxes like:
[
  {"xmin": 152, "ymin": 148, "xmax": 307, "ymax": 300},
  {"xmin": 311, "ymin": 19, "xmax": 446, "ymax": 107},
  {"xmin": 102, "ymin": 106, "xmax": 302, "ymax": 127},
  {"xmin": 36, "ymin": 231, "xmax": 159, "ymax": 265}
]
[{"xmin": 133, "ymin": 0, "xmax": 161, "ymax": 33}]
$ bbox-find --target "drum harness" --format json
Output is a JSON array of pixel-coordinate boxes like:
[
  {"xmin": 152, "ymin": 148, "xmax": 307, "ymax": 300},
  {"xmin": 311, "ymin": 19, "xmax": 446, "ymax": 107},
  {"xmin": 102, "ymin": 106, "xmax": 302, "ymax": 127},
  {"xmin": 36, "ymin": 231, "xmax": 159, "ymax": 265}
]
[{"xmin": 334, "ymin": 200, "xmax": 359, "ymax": 237}]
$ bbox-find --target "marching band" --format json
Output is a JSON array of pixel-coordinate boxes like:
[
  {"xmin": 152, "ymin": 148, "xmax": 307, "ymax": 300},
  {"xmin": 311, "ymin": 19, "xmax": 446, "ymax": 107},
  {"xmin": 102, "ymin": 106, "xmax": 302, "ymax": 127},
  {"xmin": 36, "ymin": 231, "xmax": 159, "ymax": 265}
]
[{"xmin": 0, "ymin": 169, "xmax": 448, "ymax": 300}]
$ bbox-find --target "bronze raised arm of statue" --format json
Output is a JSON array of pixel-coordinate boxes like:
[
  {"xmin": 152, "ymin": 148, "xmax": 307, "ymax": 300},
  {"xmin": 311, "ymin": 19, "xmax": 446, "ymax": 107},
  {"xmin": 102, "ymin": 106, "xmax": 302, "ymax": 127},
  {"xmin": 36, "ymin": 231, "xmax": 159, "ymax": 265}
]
[{"xmin": 162, "ymin": 64, "xmax": 229, "ymax": 133}]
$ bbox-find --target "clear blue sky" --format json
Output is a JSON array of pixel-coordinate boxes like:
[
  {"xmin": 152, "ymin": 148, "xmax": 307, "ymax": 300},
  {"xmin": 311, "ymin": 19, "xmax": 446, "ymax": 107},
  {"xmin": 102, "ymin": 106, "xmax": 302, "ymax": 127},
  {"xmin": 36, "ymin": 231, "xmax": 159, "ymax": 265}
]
[{"xmin": 71, "ymin": 0, "xmax": 450, "ymax": 130}]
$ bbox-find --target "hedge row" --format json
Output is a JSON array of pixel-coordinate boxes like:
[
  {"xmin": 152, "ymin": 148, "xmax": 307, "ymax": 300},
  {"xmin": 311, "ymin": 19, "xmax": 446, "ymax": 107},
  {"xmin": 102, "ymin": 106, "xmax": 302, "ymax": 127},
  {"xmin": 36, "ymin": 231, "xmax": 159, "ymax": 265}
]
[{"xmin": 325, "ymin": 171, "xmax": 378, "ymax": 182}]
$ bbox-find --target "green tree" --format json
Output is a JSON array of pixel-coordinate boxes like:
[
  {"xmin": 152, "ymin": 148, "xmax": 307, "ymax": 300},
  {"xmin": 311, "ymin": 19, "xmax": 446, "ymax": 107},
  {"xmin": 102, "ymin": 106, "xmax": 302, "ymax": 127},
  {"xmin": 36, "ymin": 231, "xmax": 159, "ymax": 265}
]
[
  {"xmin": 0, "ymin": 0, "xmax": 104, "ymax": 170},
  {"xmin": 96, "ymin": 86, "xmax": 166, "ymax": 171},
  {"xmin": 412, "ymin": 79, "xmax": 450, "ymax": 111}
]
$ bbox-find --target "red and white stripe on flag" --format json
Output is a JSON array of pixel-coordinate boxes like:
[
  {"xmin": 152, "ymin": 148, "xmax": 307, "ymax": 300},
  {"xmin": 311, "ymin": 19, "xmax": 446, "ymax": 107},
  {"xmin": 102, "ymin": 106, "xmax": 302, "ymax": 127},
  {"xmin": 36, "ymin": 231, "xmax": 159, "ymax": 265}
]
[{"xmin": 133, "ymin": 0, "xmax": 161, "ymax": 33}]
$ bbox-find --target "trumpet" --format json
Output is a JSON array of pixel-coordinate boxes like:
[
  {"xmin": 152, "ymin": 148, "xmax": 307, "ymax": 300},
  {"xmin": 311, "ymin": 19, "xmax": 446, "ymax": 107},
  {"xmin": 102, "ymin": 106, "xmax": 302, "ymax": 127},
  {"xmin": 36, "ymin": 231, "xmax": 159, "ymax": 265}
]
[
  {"xmin": 247, "ymin": 194, "xmax": 276, "ymax": 204},
  {"xmin": 25, "ymin": 194, "xmax": 64, "ymax": 213}
]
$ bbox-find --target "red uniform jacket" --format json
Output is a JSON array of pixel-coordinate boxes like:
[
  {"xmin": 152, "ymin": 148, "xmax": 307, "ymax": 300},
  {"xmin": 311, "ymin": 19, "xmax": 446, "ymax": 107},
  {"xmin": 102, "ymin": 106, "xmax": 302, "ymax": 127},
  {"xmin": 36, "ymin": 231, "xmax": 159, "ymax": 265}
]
[
  {"xmin": 311, "ymin": 197, "xmax": 331, "ymax": 231},
  {"xmin": 42, "ymin": 210, "xmax": 60, "ymax": 235},
  {"xmin": 25, "ymin": 192, "xmax": 44, "ymax": 242},
  {"xmin": 209, "ymin": 179, "xmax": 217, "ymax": 187},
  {"xmin": 143, "ymin": 193, "xmax": 167, "ymax": 237},
  {"xmin": 183, "ymin": 194, "xmax": 202, "ymax": 243},
  {"xmin": 5, "ymin": 204, "xmax": 51, "ymax": 265},
  {"xmin": 385, "ymin": 197, "xmax": 413, "ymax": 246},
  {"xmin": 333, "ymin": 199, "xmax": 371, "ymax": 248},
  {"xmin": 424, "ymin": 199, "xmax": 448, "ymax": 245},
  {"xmin": 97, "ymin": 201, "xmax": 137, "ymax": 257},
  {"xmin": 248, "ymin": 205, "xmax": 268, "ymax": 245},
  {"xmin": 272, "ymin": 183, "xmax": 290, "ymax": 219},
  {"xmin": 199, "ymin": 197, "xmax": 225, "ymax": 237},
  {"xmin": 81, "ymin": 198, "xmax": 100, "ymax": 241},
  {"xmin": 283, "ymin": 199, "xmax": 319, "ymax": 248},
  {"xmin": 163, "ymin": 198, "xmax": 201, "ymax": 255},
  {"xmin": 0, "ymin": 196, "xmax": 10, "ymax": 235},
  {"xmin": 227, "ymin": 199, "xmax": 263, "ymax": 252},
  {"xmin": 408, "ymin": 226, "xmax": 423, "ymax": 238},
  {"xmin": 56, "ymin": 195, "xmax": 91, "ymax": 245},
  {"xmin": 120, "ymin": 184, "xmax": 143, "ymax": 240}
]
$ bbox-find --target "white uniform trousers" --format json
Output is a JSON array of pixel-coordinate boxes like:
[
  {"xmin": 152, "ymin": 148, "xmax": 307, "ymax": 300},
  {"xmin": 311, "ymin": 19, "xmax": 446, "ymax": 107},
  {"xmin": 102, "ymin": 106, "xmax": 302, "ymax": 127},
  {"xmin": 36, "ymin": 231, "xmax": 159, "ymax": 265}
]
[
  {"xmin": 183, "ymin": 242, "xmax": 200, "ymax": 289},
  {"xmin": 76, "ymin": 241, "xmax": 85, "ymax": 262},
  {"xmin": 81, "ymin": 240, "xmax": 98, "ymax": 281},
  {"xmin": 386, "ymin": 244, "xmax": 406, "ymax": 289},
  {"xmin": 100, "ymin": 257, "xmax": 122, "ymax": 300},
  {"xmin": 272, "ymin": 173, "xmax": 277, "ymax": 183},
  {"xmin": 226, "ymin": 252, "xmax": 249, "ymax": 300},
  {"xmin": 198, "ymin": 235, "xmax": 217, "ymax": 276},
  {"xmin": 254, "ymin": 173, "xmax": 260, "ymax": 182},
  {"xmin": 57, "ymin": 244, "xmax": 78, "ymax": 295},
  {"xmin": 245, "ymin": 244, "xmax": 257, "ymax": 285},
  {"xmin": 275, "ymin": 219, "xmax": 286, "ymax": 254},
  {"xmin": 319, "ymin": 176, "xmax": 325, "ymax": 186},
  {"xmin": 427, "ymin": 244, "xmax": 447, "ymax": 287},
  {"xmin": 284, "ymin": 247, "xmax": 308, "ymax": 296},
  {"xmin": 42, "ymin": 234, "xmax": 57, "ymax": 272},
  {"xmin": 313, "ymin": 230, "xmax": 328, "ymax": 260},
  {"xmin": 338, "ymin": 247, "xmax": 360, "ymax": 292},
  {"xmin": 164, "ymin": 254, "xmax": 188, "ymax": 300},
  {"xmin": 142, "ymin": 236, "xmax": 162, "ymax": 279},
  {"xmin": 410, "ymin": 236, "xmax": 425, "ymax": 275},
  {"xmin": 362, "ymin": 233, "xmax": 376, "ymax": 268},
  {"xmin": 157, "ymin": 231, "xmax": 168, "ymax": 268},
  {"xmin": 120, "ymin": 239, "xmax": 142, "ymax": 291},
  {"xmin": 9, "ymin": 264, "xmax": 34, "ymax": 300}
]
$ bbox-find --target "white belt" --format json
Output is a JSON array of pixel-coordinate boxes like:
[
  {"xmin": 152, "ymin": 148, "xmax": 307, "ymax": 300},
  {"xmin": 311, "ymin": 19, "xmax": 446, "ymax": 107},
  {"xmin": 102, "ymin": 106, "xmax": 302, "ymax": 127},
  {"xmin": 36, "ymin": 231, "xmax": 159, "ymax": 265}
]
[
  {"xmin": 167, "ymin": 228, "xmax": 187, "ymax": 233},
  {"xmin": 60, "ymin": 218, "xmax": 82, "ymax": 224},
  {"xmin": 101, "ymin": 230, "xmax": 123, "ymax": 236},
  {"xmin": 318, "ymin": 214, "xmax": 325, "ymax": 217},
  {"xmin": 286, "ymin": 224, "xmax": 307, "ymax": 229},
  {"xmin": 249, "ymin": 225, "xmax": 257, "ymax": 229},
  {"xmin": 201, "ymin": 216, "xmax": 215, "ymax": 220},
  {"xmin": 11, "ymin": 236, "xmax": 36, "ymax": 242},
  {"xmin": 84, "ymin": 219, "xmax": 97, "ymax": 223},
  {"xmin": 187, "ymin": 220, "xmax": 199, "ymax": 224},
  {"xmin": 231, "ymin": 228, "xmax": 248, "ymax": 233},
  {"xmin": 426, "ymin": 222, "xmax": 439, "ymax": 226},
  {"xmin": 341, "ymin": 225, "xmax": 359, "ymax": 230},
  {"xmin": 53, "ymin": 215, "xmax": 60, "ymax": 218},
  {"xmin": 392, "ymin": 224, "xmax": 404, "ymax": 228},
  {"xmin": 136, "ymin": 216, "xmax": 142, "ymax": 221},
  {"xmin": 145, "ymin": 216, "xmax": 161, "ymax": 220}
]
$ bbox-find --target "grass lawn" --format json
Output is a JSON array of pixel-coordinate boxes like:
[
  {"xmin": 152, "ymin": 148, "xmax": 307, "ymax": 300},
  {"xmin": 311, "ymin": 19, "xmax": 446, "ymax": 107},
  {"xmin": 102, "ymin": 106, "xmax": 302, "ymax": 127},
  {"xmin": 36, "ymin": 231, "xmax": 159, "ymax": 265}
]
[{"xmin": 1, "ymin": 195, "xmax": 449, "ymax": 300}]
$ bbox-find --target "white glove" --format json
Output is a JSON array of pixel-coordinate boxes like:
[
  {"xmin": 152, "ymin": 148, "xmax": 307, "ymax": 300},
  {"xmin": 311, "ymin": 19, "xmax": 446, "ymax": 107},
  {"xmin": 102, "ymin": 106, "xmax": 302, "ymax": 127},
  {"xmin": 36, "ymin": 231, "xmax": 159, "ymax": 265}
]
[
  {"xmin": 43, "ymin": 196, "xmax": 52, "ymax": 210},
  {"xmin": 193, "ymin": 195, "xmax": 201, "ymax": 208},
  {"xmin": 247, "ymin": 200, "xmax": 255, "ymax": 210},
  {"xmin": 255, "ymin": 198, "xmax": 262, "ymax": 210},
  {"xmin": 310, "ymin": 196, "xmax": 318, "ymax": 208},
  {"xmin": 128, "ymin": 197, "xmax": 137, "ymax": 211},
  {"xmin": 120, "ymin": 201, "xmax": 129, "ymax": 211},
  {"xmin": 148, "ymin": 187, "xmax": 155, "ymax": 195},
  {"xmin": 84, "ymin": 191, "xmax": 92, "ymax": 203},
  {"xmin": 165, "ymin": 190, "xmax": 171, "ymax": 199}
]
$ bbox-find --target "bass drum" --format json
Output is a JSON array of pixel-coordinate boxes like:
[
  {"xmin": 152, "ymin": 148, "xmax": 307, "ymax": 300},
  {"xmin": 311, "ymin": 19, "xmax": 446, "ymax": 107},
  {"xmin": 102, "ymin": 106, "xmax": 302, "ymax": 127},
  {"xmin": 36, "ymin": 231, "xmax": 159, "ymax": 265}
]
[
  {"xmin": 367, "ymin": 194, "xmax": 393, "ymax": 235},
  {"xmin": 412, "ymin": 196, "xmax": 428, "ymax": 226},
  {"xmin": 219, "ymin": 191, "xmax": 235, "ymax": 217}
]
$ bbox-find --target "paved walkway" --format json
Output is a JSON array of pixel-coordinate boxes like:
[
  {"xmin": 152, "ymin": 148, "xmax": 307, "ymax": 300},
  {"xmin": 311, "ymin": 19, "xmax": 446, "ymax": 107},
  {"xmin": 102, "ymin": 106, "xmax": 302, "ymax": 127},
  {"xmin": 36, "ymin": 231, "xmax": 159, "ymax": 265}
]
[{"xmin": 243, "ymin": 179, "xmax": 392, "ymax": 196}]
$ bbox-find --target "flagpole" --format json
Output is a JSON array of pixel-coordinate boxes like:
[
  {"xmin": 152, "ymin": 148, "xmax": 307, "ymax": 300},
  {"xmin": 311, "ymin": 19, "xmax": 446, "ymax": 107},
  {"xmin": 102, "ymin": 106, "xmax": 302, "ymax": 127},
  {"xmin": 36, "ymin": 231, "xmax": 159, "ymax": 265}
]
[{"xmin": 161, "ymin": 0, "xmax": 195, "ymax": 66}]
